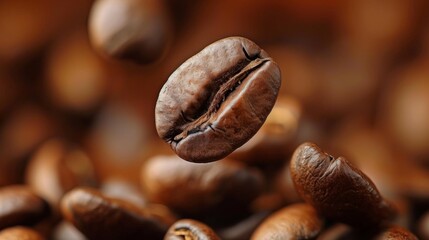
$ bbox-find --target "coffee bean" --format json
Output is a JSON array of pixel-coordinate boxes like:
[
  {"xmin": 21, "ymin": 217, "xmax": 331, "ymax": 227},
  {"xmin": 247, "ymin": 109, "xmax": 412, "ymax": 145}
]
[
  {"xmin": 61, "ymin": 187, "xmax": 169, "ymax": 240},
  {"xmin": 0, "ymin": 185, "xmax": 50, "ymax": 230},
  {"xmin": 164, "ymin": 219, "xmax": 220, "ymax": 240},
  {"xmin": 89, "ymin": 0, "xmax": 172, "ymax": 64},
  {"xmin": 0, "ymin": 226, "xmax": 44, "ymax": 240},
  {"xmin": 26, "ymin": 139, "xmax": 98, "ymax": 206},
  {"xmin": 155, "ymin": 36, "xmax": 281, "ymax": 162},
  {"xmin": 141, "ymin": 154, "xmax": 264, "ymax": 215},
  {"xmin": 290, "ymin": 142, "xmax": 396, "ymax": 230},
  {"xmin": 251, "ymin": 203, "xmax": 324, "ymax": 240},
  {"xmin": 374, "ymin": 226, "xmax": 418, "ymax": 240}
]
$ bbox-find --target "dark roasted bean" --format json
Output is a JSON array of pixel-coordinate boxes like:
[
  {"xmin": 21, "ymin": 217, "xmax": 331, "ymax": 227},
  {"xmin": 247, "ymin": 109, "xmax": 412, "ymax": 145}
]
[
  {"xmin": 155, "ymin": 36, "xmax": 281, "ymax": 162},
  {"xmin": 164, "ymin": 219, "xmax": 220, "ymax": 240},
  {"xmin": 290, "ymin": 142, "xmax": 396, "ymax": 230},
  {"xmin": 60, "ymin": 187, "xmax": 170, "ymax": 240},
  {"xmin": 0, "ymin": 186, "xmax": 50, "ymax": 230},
  {"xmin": 141, "ymin": 154, "xmax": 264, "ymax": 215}
]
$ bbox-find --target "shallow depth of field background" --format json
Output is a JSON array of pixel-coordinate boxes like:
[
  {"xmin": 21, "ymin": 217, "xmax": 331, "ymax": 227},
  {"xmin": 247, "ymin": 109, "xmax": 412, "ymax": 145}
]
[{"xmin": 1, "ymin": 0, "xmax": 429, "ymax": 236}]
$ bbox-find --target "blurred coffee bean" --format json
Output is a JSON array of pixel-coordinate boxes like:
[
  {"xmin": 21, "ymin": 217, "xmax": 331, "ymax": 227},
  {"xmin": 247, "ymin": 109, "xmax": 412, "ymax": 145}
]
[
  {"xmin": 373, "ymin": 226, "xmax": 418, "ymax": 240},
  {"xmin": 155, "ymin": 37, "xmax": 281, "ymax": 162},
  {"xmin": 378, "ymin": 58, "xmax": 429, "ymax": 160},
  {"xmin": 231, "ymin": 96, "xmax": 301, "ymax": 165},
  {"xmin": 0, "ymin": 185, "xmax": 50, "ymax": 230},
  {"xmin": 290, "ymin": 142, "xmax": 396, "ymax": 230},
  {"xmin": 52, "ymin": 221, "xmax": 87, "ymax": 240},
  {"xmin": 0, "ymin": 226, "xmax": 44, "ymax": 240},
  {"xmin": 164, "ymin": 219, "xmax": 220, "ymax": 240},
  {"xmin": 251, "ymin": 203, "xmax": 324, "ymax": 240},
  {"xmin": 100, "ymin": 178, "xmax": 146, "ymax": 207},
  {"xmin": 61, "ymin": 187, "xmax": 170, "ymax": 240},
  {"xmin": 45, "ymin": 29, "xmax": 109, "ymax": 113},
  {"xmin": 141, "ymin": 155, "xmax": 264, "ymax": 215},
  {"xmin": 89, "ymin": 0, "xmax": 172, "ymax": 64},
  {"xmin": 85, "ymin": 102, "xmax": 151, "ymax": 181},
  {"xmin": 25, "ymin": 139, "xmax": 98, "ymax": 206}
]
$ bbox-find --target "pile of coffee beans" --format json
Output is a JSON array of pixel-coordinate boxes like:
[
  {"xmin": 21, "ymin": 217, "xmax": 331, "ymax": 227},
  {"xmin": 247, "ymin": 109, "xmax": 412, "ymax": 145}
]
[{"xmin": 1, "ymin": 0, "xmax": 429, "ymax": 239}]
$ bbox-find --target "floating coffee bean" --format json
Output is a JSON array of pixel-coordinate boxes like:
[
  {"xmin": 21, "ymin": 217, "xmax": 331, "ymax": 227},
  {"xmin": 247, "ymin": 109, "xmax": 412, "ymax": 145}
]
[
  {"xmin": 0, "ymin": 226, "xmax": 44, "ymax": 240},
  {"xmin": 141, "ymin": 154, "xmax": 264, "ymax": 215},
  {"xmin": 155, "ymin": 36, "xmax": 281, "ymax": 162},
  {"xmin": 61, "ymin": 187, "xmax": 170, "ymax": 240},
  {"xmin": 374, "ymin": 226, "xmax": 418, "ymax": 240},
  {"xmin": 89, "ymin": 0, "xmax": 172, "ymax": 64},
  {"xmin": 164, "ymin": 219, "xmax": 220, "ymax": 240},
  {"xmin": 251, "ymin": 203, "xmax": 324, "ymax": 240},
  {"xmin": 290, "ymin": 142, "xmax": 396, "ymax": 230},
  {"xmin": 0, "ymin": 185, "xmax": 50, "ymax": 230}
]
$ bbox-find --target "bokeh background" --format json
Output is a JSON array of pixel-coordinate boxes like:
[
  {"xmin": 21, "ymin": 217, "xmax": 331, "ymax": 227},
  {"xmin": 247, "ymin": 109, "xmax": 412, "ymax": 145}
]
[{"xmin": 1, "ymin": 0, "xmax": 429, "ymax": 238}]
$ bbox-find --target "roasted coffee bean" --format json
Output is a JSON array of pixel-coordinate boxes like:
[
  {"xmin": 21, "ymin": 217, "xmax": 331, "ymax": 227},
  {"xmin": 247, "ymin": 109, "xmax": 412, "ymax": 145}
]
[
  {"xmin": 61, "ymin": 187, "xmax": 170, "ymax": 240},
  {"xmin": 164, "ymin": 219, "xmax": 220, "ymax": 240},
  {"xmin": 251, "ymin": 203, "xmax": 323, "ymax": 240},
  {"xmin": 26, "ymin": 139, "xmax": 98, "ymax": 205},
  {"xmin": 290, "ymin": 142, "xmax": 396, "ymax": 230},
  {"xmin": 0, "ymin": 185, "xmax": 50, "ymax": 230},
  {"xmin": 89, "ymin": 0, "xmax": 172, "ymax": 64},
  {"xmin": 0, "ymin": 226, "xmax": 44, "ymax": 240},
  {"xmin": 374, "ymin": 226, "xmax": 418, "ymax": 240},
  {"xmin": 141, "ymin": 154, "xmax": 264, "ymax": 215},
  {"xmin": 155, "ymin": 36, "xmax": 281, "ymax": 162}
]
